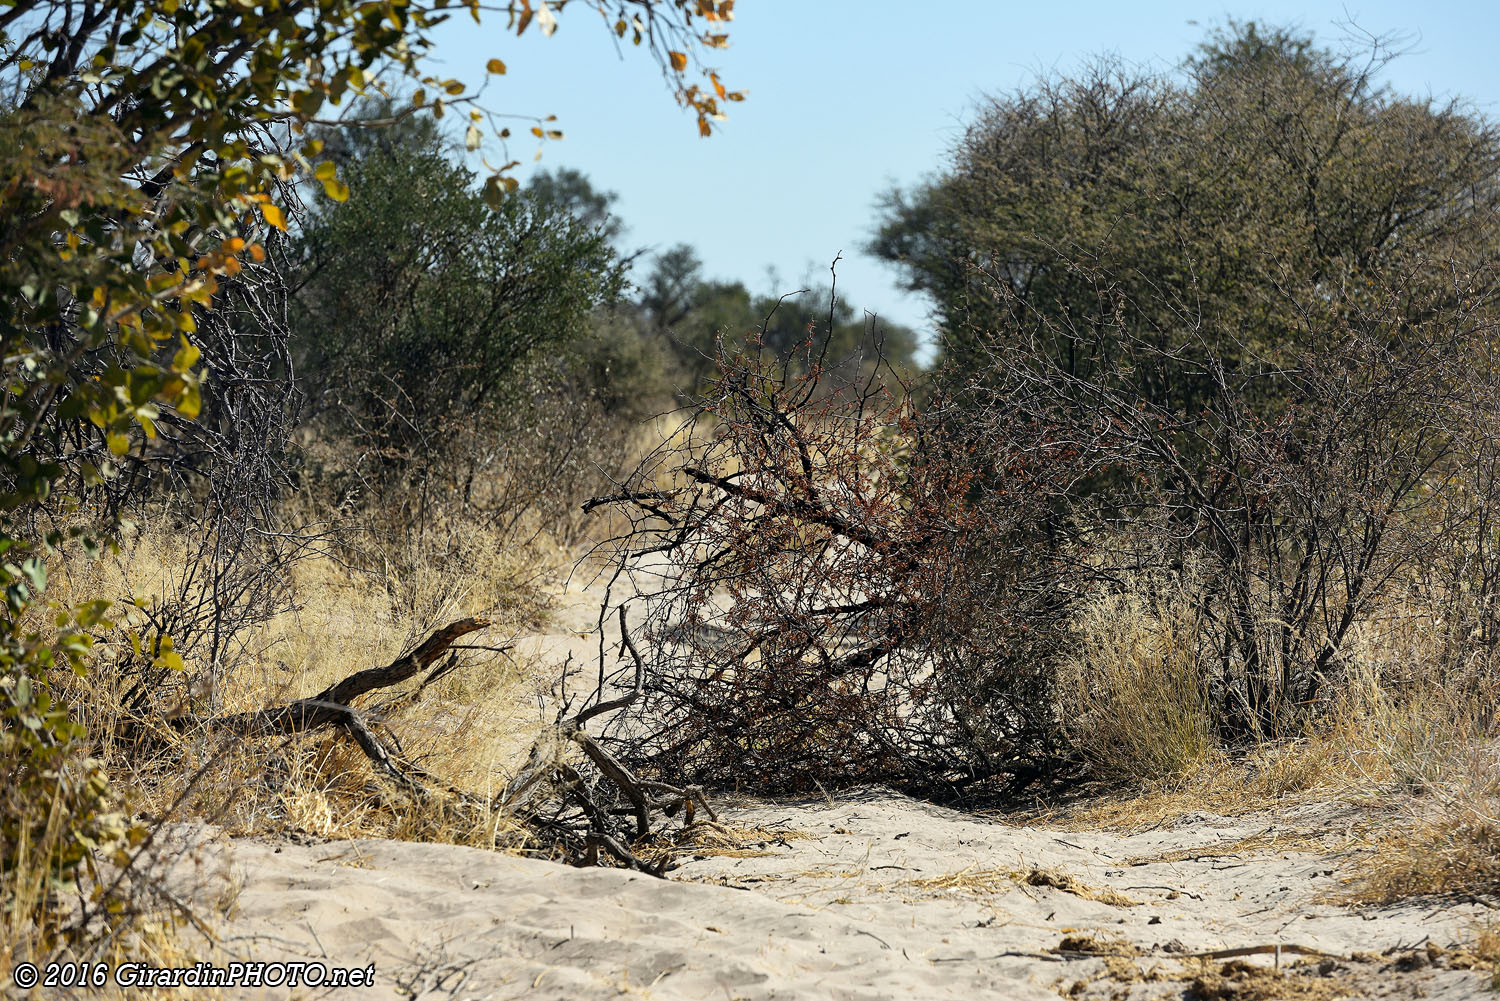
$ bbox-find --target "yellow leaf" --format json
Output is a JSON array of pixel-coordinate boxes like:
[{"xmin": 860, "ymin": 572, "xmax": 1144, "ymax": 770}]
[
  {"xmin": 314, "ymin": 161, "xmax": 337, "ymax": 181},
  {"xmin": 178, "ymin": 384, "xmax": 202, "ymax": 420},
  {"xmin": 261, "ymin": 203, "xmax": 287, "ymax": 231},
  {"xmin": 669, "ymin": 50, "xmax": 688, "ymax": 72},
  {"xmin": 249, "ymin": 244, "xmax": 266, "ymax": 263},
  {"xmin": 322, "ymin": 178, "xmax": 350, "ymax": 202},
  {"xmin": 173, "ymin": 339, "xmax": 200, "ymax": 373},
  {"xmin": 487, "ymin": 58, "xmax": 507, "ymax": 74}
]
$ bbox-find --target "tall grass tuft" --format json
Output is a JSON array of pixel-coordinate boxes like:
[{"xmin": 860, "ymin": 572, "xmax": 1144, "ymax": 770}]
[{"xmin": 1057, "ymin": 570, "xmax": 1218, "ymax": 785}]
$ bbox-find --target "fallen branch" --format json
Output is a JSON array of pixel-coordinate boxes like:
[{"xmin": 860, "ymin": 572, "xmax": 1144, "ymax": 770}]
[
  {"xmin": 198, "ymin": 610, "xmax": 715, "ymax": 874},
  {"xmin": 213, "ymin": 617, "xmax": 491, "ymax": 738}
]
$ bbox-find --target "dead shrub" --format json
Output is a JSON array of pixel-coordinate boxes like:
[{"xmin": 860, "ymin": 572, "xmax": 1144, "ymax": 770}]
[{"xmin": 590, "ymin": 316, "xmax": 1078, "ymax": 797}]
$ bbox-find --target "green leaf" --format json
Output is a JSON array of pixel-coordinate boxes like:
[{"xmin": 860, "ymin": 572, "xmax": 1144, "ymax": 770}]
[{"xmin": 21, "ymin": 557, "xmax": 46, "ymax": 593}]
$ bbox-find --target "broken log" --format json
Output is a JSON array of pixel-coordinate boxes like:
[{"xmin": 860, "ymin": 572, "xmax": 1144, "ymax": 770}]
[{"xmin": 215, "ymin": 617, "xmax": 491, "ymax": 738}]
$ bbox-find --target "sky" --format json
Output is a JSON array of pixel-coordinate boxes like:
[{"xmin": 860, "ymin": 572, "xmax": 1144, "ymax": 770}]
[{"xmin": 428, "ymin": 1, "xmax": 1500, "ymax": 359}]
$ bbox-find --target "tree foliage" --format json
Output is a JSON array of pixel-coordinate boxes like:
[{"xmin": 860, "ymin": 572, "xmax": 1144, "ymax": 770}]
[
  {"xmin": 292, "ymin": 111, "xmax": 627, "ymax": 454},
  {"xmin": 0, "ymin": 0, "xmax": 742, "ymax": 946},
  {"xmin": 634, "ymin": 244, "xmax": 921, "ymax": 395},
  {"xmin": 873, "ymin": 22, "xmax": 1500, "ymax": 405}
]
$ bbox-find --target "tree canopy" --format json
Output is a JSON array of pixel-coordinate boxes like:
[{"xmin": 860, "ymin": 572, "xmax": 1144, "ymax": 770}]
[
  {"xmin": 0, "ymin": 0, "xmax": 739, "ymax": 514},
  {"xmin": 292, "ymin": 111, "xmax": 626, "ymax": 453},
  {"xmin": 873, "ymin": 22, "xmax": 1500, "ymax": 405}
]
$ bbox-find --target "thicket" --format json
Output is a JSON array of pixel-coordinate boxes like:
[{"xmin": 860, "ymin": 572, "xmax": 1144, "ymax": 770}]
[{"xmin": 587, "ymin": 24, "xmax": 1500, "ymax": 807}]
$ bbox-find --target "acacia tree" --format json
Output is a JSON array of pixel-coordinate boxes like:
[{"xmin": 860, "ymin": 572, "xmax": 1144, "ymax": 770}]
[
  {"xmin": 289, "ymin": 111, "xmax": 632, "ymax": 552},
  {"xmin": 0, "ymin": 0, "xmax": 742, "ymax": 949},
  {"xmin": 873, "ymin": 22, "xmax": 1500, "ymax": 404}
]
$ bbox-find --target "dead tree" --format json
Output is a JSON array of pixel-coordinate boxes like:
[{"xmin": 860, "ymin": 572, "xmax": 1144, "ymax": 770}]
[{"xmin": 585, "ymin": 307, "xmax": 1079, "ymax": 800}]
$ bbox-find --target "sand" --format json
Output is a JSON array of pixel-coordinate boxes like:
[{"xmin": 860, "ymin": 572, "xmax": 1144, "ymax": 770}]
[{"xmin": 169, "ymin": 787, "xmax": 1492, "ymax": 1001}]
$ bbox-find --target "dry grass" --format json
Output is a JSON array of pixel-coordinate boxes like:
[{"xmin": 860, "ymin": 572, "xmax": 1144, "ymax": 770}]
[
  {"xmin": 1056, "ymin": 570, "xmax": 1219, "ymax": 785},
  {"xmin": 636, "ymin": 821, "xmax": 815, "ymax": 868},
  {"xmin": 1345, "ymin": 746, "xmax": 1500, "ymax": 903},
  {"xmin": 1179, "ymin": 957, "xmax": 1353, "ymax": 1001},
  {"xmin": 1019, "ymin": 629, "xmax": 1499, "ymax": 838},
  {"xmin": 49, "ymin": 517, "xmax": 571, "ymax": 856},
  {"xmin": 903, "ymin": 865, "xmax": 1138, "ymax": 906}
]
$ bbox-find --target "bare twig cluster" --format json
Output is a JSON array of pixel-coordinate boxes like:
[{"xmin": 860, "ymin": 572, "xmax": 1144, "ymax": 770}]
[
  {"xmin": 581, "ymin": 259, "xmax": 1500, "ymax": 796},
  {"xmin": 586, "ymin": 312, "xmax": 1076, "ymax": 798}
]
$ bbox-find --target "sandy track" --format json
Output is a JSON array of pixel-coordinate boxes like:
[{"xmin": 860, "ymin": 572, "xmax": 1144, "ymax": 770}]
[
  {"xmin": 168, "ymin": 580, "xmax": 1499, "ymax": 1000},
  {"xmin": 175, "ymin": 787, "xmax": 1491, "ymax": 1000}
]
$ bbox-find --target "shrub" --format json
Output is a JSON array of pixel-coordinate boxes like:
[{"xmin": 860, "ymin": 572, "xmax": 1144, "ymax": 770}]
[{"xmin": 591, "ymin": 326, "xmax": 1075, "ymax": 798}]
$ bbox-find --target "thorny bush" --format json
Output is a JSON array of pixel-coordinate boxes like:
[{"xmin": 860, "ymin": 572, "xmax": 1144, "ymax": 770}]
[
  {"xmin": 590, "ymin": 320, "xmax": 1079, "ymax": 799},
  {"xmin": 963, "ymin": 258, "xmax": 1500, "ymax": 748}
]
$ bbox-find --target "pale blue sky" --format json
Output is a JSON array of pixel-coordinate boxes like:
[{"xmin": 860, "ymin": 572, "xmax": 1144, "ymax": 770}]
[{"xmin": 429, "ymin": 2, "xmax": 1500, "ymax": 356}]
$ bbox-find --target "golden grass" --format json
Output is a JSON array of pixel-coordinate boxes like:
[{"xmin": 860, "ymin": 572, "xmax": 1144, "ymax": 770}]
[
  {"xmin": 1056, "ymin": 570, "xmax": 1219, "ymax": 785},
  {"xmin": 1017, "ymin": 633, "xmax": 1499, "ymax": 837},
  {"xmin": 1343, "ymin": 752, "xmax": 1500, "ymax": 904},
  {"xmin": 48, "ymin": 516, "xmax": 572, "ymax": 857}
]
